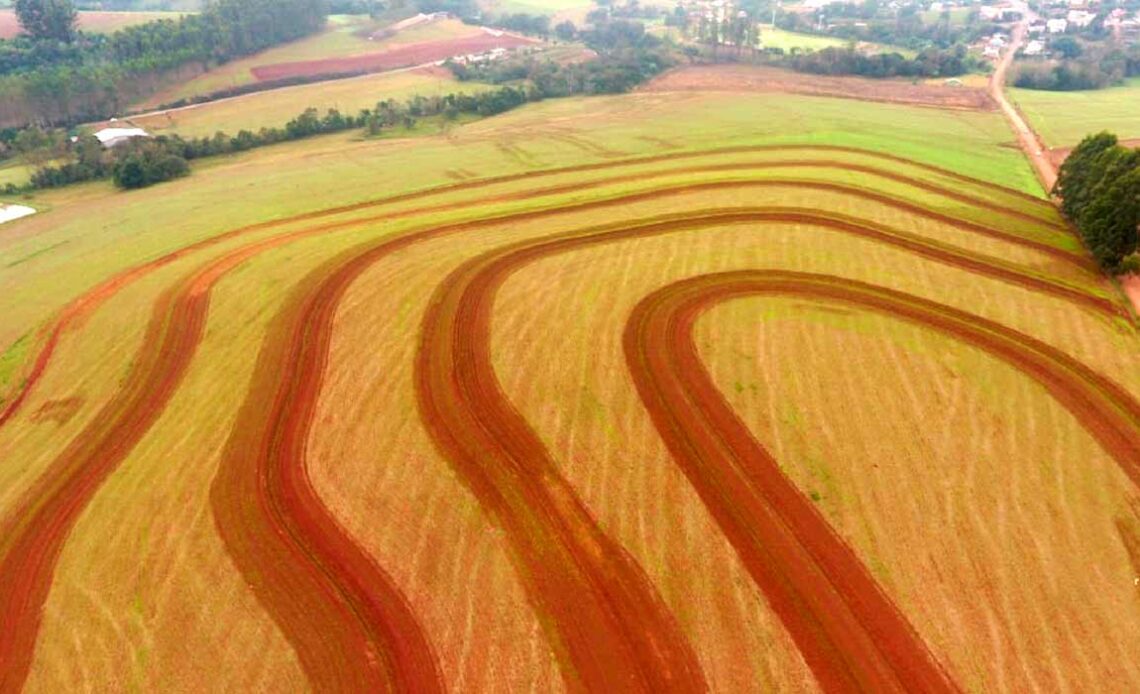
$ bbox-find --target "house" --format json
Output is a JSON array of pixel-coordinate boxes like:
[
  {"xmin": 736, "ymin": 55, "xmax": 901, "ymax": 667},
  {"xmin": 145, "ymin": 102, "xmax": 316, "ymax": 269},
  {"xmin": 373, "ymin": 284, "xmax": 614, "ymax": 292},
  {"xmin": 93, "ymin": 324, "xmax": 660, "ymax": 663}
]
[
  {"xmin": 983, "ymin": 44, "xmax": 1001, "ymax": 57},
  {"xmin": 979, "ymin": 5, "xmax": 1002, "ymax": 20},
  {"xmin": 1028, "ymin": 20, "xmax": 1047, "ymax": 33},
  {"xmin": 1066, "ymin": 9, "xmax": 1096, "ymax": 27},
  {"xmin": 1024, "ymin": 39, "xmax": 1045, "ymax": 55},
  {"xmin": 93, "ymin": 126, "xmax": 149, "ymax": 148},
  {"xmin": 1047, "ymin": 18, "xmax": 1068, "ymax": 32}
]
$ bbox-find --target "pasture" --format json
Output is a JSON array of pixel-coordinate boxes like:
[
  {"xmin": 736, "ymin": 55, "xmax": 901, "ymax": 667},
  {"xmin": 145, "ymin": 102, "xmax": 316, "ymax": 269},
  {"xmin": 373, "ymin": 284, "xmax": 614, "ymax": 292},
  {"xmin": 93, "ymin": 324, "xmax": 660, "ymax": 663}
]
[
  {"xmin": 123, "ymin": 67, "xmax": 492, "ymax": 138},
  {"xmin": 1010, "ymin": 77, "xmax": 1140, "ymax": 147},
  {"xmin": 0, "ymin": 89, "xmax": 1138, "ymax": 693}
]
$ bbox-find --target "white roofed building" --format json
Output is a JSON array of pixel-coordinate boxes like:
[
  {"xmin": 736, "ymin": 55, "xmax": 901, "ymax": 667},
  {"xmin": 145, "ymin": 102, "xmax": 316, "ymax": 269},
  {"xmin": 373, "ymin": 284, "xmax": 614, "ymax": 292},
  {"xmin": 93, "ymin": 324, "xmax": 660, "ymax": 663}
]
[{"xmin": 93, "ymin": 127, "xmax": 150, "ymax": 148}]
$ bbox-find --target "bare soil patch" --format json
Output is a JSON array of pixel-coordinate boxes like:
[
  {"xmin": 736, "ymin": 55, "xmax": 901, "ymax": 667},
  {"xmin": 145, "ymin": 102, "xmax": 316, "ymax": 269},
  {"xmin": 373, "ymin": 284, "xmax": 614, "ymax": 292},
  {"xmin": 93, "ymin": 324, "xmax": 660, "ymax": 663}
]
[
  {"xmin": 250, "ymin": 34, "xmax": 537, "ymax": 82},
  {"xmin": 644, "ymin": 64, "xmax": 995, "ymax": 111}
]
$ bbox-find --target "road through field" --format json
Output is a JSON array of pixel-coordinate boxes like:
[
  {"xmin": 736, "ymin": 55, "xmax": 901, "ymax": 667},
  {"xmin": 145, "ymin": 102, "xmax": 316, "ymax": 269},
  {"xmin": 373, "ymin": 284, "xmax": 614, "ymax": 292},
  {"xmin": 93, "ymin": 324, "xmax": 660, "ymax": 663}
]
[{"xmin": 989, "ymin": 3, "xmax": 1058, "ymax": 193}]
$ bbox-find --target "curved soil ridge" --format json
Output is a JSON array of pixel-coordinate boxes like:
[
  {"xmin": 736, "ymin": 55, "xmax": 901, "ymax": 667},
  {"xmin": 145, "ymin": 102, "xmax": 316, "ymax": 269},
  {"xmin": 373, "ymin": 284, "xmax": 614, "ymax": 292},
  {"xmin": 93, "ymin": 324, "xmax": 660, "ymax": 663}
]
[
  {"xmin": 0, "ymin": 226, "xmax": 441, "ymax": 693},
  {"xmin": 0, "ymin": 154, "xmax": 1081, "ymax": 431},
  {"xmin": 410, "ymin": 206, "xmax": 1120, "ymax": 690},
  {"xmin": 211, "ymin": 230, "xmax": 449, "ymax": 692},
  {"xmin": 626, "ymin": 271, "xmax": 1140, "ymax": 689}
]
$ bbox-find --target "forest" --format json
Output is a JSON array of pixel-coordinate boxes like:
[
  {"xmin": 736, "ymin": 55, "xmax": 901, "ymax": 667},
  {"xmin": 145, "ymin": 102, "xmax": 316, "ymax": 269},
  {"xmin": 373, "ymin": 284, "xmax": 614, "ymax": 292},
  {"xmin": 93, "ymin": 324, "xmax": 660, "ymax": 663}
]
[{"xmin": 0, "ymin": 0, "xmax": 327, "ymax": 127}]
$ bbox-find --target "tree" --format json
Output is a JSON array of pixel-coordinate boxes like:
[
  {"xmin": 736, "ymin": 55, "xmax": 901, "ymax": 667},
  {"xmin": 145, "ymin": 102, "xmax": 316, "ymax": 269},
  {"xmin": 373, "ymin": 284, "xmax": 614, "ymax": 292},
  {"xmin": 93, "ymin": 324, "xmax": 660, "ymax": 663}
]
[
  {"xmin": 1055, "ymin": 131, "xmax": 1117, "ymax": 217},
  {"xmin": 1052, "ymin": 36, "xmax": 1082, "ymax": 59},
  {"xmin": 1078, "ymin": 167, "xmax": 1140, "ymax": 269},
  {"xmin": 555, "ymin": 20, "xmax": 577, "ymax": 41},
  {"xmin": 14, "ymin": 0, "xmax": 78, "ymax": 43}
]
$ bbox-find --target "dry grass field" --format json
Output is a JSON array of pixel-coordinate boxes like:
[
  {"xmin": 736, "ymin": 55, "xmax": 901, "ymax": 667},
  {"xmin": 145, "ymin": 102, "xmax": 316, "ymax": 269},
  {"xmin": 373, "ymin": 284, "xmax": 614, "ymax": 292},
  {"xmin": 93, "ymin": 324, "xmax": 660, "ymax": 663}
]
[
  {"xmin": 0, "ymin": 10, "xmax": 189, "ymax": 39},
  {"xmin": 1, "ymin": 89, "xmax": 1138, "ymax": 692}
]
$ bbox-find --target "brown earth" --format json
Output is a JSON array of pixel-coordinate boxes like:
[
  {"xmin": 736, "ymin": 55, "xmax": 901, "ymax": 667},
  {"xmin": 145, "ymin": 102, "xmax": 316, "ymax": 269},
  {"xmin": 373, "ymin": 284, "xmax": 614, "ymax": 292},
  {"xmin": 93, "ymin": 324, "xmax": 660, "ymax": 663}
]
[
  {"xmin": 643, "ymin": 65, "xmax": 996, "ymax": 111},
  {"xmin": 249, "ymin": 34, "xmax": 537, "ymax": 82}
]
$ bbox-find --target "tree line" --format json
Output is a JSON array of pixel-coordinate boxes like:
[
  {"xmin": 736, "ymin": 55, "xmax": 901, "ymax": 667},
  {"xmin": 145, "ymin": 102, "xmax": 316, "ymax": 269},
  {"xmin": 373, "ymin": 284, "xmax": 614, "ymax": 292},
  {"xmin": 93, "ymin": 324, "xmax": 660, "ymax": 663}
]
[
  {"xmin": 1, "ymin": 20, "xmax": 677, "ymax": 193},
  {"xmin": 0, "ymin": 0, "xmax": 327, "ymax": 127},
  {"xmin": 1053, "ymin": 131, "xmax": 1140, "ymax": 272},
  {"xmin": 1013, "ymin": 43, "xmax": 1140, "ymax": 91}
]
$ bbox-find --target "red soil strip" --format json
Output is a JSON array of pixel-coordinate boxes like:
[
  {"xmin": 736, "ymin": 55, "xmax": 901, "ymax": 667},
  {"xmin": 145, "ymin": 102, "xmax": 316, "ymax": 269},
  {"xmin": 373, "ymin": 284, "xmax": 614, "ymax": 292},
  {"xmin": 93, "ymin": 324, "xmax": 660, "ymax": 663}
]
[
  {"xmin": 622, "ymin": 269, "xmax": 1140, "ymax": 694},
  {"xmin": 411, "ymin": 206, "xmax": 1125, "ymax": 689},
  {"xmin": 645, "ymin": 64, "xmax": 996, "ymax": 111},
  {"xmin": 0, "ymin": 226, "xmax": 440, "ymax": 692},
  {"xmin": 0, "ymin": 147, "xmax": 1113, "ymax": 687},
  {"xmin": 413, "ymin": 203, "xmax": 1137, "ymax": 689},
  {"xmin": 416, "ymin": 242, "xmax": 708, "ymax": 692},
  {"xmin": 625, "ymin": 272, "xmax": 962, "ymax": 691},
  {"xmin": 250, "ymin": 34, "xmax": 536, "ymax": 82},
  {"xmin": 0, "ymin": 146, "xmax": 1073, "ymax": 432},
  {"xmin": 1121, "ymin": 274, "xmax": 1140, "ymax": 317}
]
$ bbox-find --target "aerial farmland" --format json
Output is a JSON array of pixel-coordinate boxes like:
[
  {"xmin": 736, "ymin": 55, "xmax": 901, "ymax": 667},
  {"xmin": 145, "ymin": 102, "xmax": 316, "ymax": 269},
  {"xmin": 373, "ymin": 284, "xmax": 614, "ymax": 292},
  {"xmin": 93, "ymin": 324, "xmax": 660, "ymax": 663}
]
[{"xmin": 1, "ymin": 0, "xmax": 1138, "ymax": 691}]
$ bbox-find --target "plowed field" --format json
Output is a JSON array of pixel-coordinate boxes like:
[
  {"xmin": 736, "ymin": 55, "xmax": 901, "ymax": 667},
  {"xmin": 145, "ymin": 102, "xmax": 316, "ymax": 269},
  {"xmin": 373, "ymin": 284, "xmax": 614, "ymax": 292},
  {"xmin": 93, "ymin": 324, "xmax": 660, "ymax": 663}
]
[{"xmin": 1, "ymin": 91, "xmax": 1138, "ymax": 692}]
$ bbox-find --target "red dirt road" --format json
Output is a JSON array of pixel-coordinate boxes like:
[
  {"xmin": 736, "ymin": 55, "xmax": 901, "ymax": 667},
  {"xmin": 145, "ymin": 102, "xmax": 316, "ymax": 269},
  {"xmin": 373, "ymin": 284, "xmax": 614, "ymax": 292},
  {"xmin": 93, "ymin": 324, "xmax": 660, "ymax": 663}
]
[{"xmin": 250, "ymin": 34, "xmax": 536, "ymax": 82}]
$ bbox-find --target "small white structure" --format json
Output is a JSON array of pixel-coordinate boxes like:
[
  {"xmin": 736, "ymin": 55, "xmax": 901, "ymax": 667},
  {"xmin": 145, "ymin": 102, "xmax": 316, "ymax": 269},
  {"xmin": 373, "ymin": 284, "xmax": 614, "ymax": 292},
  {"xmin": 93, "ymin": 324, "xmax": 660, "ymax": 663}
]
[
  {"xmin": 1024, "ymin": 39, "xmax": 1045, "ymax": 55},
  {"xmin": 1047, "ymin": 17, "xmax": 1068, "ymax": 32},
  {"xmin": 1066, "ymin": 9, "xmax": 1096, "ymax": 27},
  {"xmin": 0, "ymin": 204, "xmax": 36, "ymax": 225},
  {"xmin": 93, "ymin": 127, "xmax": 150, "ymax": 148}
]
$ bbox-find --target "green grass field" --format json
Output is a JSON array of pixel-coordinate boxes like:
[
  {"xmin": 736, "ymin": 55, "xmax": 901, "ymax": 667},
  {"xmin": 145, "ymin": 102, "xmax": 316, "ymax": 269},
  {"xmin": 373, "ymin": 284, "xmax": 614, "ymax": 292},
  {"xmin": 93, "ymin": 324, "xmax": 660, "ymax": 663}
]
[
  {"xmin": 1010, "ymin": 77, "xmax": 1140, "ymax": 147},
  {"xmin": 126, "ymin": 68, "xmax": 492, "ymax": 137},
  {"xmin": 757, "ymin": 25, "xmax": 913, "ymax": 57},
  {"xmin": 3, "ymin": 85, "xmax": 1138, "ymax": 694}
]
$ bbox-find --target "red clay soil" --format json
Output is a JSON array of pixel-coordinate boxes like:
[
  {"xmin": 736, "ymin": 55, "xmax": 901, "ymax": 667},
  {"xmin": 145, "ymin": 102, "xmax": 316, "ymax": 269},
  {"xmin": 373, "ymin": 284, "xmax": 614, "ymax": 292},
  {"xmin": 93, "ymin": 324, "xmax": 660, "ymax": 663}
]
[
  {"xmin": 1122, "ymin": 275, "xmax": 1140, "ymax": 315},
  {"xmin": 0, "ymin": 144, "xmax": 1072, "ymax": 432},
  {"xmin": 0, "ymin": 11, "xmax": 18, "ymax": 39},
  {"xmin": 0, "ymin": 225, "xmax": 440, "ymax": 693},
  {"xmin": 644, "ymin": 64, "xmax": 996, "ymax": 111},
  {"xmin": 0, "ymin": 146, "xmax": 1116, "ymax": 689},
  {"xmin": 411, "ymin": 205, "xmax": 1123, "ymax": 689},
  {"xmin": 210, "ymin": 237, "xmax": 450, "ymax": 692},
  {"xmin": 250, "ymin": 34, "xmax": 536, "ymax": 82},
  {"xmin": 624, "ymin": 270, "xmax": 1140, "ymax": 691}
]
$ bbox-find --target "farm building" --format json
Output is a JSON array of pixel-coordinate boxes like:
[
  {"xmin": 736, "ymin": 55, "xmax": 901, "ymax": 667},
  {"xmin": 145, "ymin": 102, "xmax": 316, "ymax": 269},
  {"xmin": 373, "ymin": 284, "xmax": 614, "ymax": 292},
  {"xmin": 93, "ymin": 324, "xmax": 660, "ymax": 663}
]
[{"xmin": 93, "ymin": 126, "xmax": 150, "ymax": 148}]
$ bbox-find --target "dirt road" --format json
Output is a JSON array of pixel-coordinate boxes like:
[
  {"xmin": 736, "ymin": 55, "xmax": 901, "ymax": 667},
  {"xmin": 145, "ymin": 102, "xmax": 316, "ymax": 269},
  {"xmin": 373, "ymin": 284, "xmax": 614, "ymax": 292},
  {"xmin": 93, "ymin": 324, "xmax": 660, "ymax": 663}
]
[{"xmin": 989, "ymin": 5, "xmax": 1058, "ymax": 192}]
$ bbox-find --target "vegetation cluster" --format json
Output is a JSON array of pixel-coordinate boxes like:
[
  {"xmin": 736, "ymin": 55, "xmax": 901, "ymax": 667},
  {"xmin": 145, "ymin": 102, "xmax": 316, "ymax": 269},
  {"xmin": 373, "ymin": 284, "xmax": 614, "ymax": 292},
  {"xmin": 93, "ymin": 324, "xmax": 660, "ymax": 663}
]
[
  {"xmin": 0, "ymin": 0, "xmax": 327, "ymax": 127},
  {"xmin": 1053, "ymin": 131, "xmax": 1140, "ymax": 271}
]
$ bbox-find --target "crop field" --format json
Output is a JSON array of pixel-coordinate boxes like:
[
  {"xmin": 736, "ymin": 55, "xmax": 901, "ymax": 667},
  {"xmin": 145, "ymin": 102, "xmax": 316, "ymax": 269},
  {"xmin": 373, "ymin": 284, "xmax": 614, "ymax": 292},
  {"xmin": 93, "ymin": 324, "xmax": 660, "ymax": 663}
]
[
  {"xmin": 1, "ymin": 90, "xmax": 1139, "ymax": 692},
  {"xmin": 0, "ymin": 10, "xmax": 188, "ymax": 39},
  {"xmin": 123, "ymin": 67, "xmax": 493, "ymax": 138},
  {"xmin": 1010, "ymin": 77, "xmax": 1140, "ymax": 148},
  {"xmin": 141, "ymin": 16, "xmax": 491, "ymax": 107}
]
